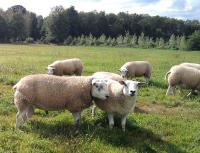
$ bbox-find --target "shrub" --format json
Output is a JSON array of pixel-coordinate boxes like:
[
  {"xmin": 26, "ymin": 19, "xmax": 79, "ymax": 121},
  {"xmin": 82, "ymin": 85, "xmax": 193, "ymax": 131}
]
[
  {"xmin": 25, "ymin": 37, "xmax": 34, "ymax": 43},
  {"xmin": 187, "ymin": 30, "xmax": 200, "ymax": 50}
]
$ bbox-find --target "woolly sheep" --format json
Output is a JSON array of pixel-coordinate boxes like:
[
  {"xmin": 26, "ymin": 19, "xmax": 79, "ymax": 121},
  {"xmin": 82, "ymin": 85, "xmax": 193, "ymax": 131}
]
[
  {"xmin": 13, "ymin": 74, "xmax": 110, "ymax": 128},
  {"xmin": 47, "ymin": 58, "xmax": 83, "ymax": 76},
  {"xmin": 165, "ymin": 65, "xmax": 200, "ymax": 96},
  {"xmin": 180, "ymin": 62, "xmax": 200, "ymax": 70},
  {"xmin": 92, "ymin": 78, "xmax": 145, "ymax": 131},
  {"xmin": 119, "ymin": 61, "xmax": 152, "ymax": 83},
  {"xmin": 91, "ymin": 71, "xmax": 124, "ymax": 116}
]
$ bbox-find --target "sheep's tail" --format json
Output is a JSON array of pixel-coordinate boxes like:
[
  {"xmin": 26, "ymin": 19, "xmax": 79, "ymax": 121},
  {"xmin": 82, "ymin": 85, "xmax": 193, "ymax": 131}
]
[{"xmin": 165, "ymin": 71, "xmax": 171, "ymax": 80}]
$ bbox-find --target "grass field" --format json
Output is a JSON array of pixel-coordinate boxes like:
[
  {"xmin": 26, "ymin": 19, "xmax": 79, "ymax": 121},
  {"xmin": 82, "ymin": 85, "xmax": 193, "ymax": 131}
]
[{"xmin": 0, "ymin": 44, "xmax": 200, "ymax": 153}]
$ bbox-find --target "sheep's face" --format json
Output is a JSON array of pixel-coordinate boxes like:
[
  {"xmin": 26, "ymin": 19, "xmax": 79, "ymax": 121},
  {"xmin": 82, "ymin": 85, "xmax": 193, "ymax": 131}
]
[
  {"xmin": 47, "ymin": 66, "xmax": 55, "ymax": 75},
  {"xmin": 122, "ymin": 80, "xmax": 145, "ymax": 96},
  {"xmin": 119, "ymin": 68, "xmax": 128, "ymax": 78},
  {"xmin": 91, "ymin": 79, "xmax": 110, "ymax": 100}
]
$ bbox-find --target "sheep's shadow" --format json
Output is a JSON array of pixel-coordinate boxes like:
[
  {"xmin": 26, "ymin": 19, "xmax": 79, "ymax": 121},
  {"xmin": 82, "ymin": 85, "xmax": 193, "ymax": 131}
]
[{"xmin": 24, "ymin": 114, "xmax": 186, "ymax": 153}]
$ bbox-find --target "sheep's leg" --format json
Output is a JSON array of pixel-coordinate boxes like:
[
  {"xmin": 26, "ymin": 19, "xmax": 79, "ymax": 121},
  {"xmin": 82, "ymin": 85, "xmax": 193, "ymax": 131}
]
[
  {"xmin": 26, "ymin": 105, "xmax": 34, "ymax": 118},
  {"xmin": 108, "ymin": 113, "xmax": 114, "ymax": 129},
  {"xmin": 187, "ymin": 89, "xmax": 195, "ymax": 97},
  {"xmin": 45, "ymin": 110, "xmax": 49, "ymax": 115},
  {"xmin": 72, "ymin": 112, "xmax": 81, "ymax": 127},
  {"xmin": 121, "ymin": 114, "xmax": 127, "ymax": 132},
  {"xmin": 144, "ymin": 77, "xmax": 150, "ymax": 84},
  {"xmin": 14, "ymin": 93, "xmax": 30, "ymax": 128},
  {"xmin": 166, "ymin": 85, "xmax": 175, "ymax": 96},
  {"xmin": 16, "ymin": 111, "xmax": 25, "ymax": 128},
  {"xmin": 178, "ymin": 84, "xmax": 184, "ymax": 93},
  {"xmin": 91, "ymin": 105, "xmax": 96, "ymax": 117}
]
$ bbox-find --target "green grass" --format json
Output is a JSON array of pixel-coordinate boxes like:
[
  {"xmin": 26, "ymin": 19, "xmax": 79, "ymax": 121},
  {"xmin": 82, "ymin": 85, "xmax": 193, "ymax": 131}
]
[{"xmin": 0, "ymin": 44, "xmax": 200, "ymax": 153}]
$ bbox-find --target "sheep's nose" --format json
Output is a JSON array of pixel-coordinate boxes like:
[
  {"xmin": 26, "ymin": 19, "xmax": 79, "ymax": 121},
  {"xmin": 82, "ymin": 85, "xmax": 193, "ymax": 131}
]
[
  {"xmin": 130, "ymin": 90, "xmax": 135, "ymax": 95},
  {"xmin": 106, "ymin": 95, "xmax": 109, "ymax": 98}
]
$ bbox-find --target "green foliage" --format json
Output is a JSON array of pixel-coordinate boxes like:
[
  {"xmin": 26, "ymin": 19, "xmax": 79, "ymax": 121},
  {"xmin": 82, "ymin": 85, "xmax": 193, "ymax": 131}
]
[
  {"xmin": 25, "ymin": 37, "xmax": 34, "ymax": 43},
  {"xmin": 116, "ymin": 35, "xmax": 123, "ymax": 46},
  {"xmin": 168, "ymin": 34, "xmax": 177, "ymax": 49},
  {"xmin": 138, "ymin": 32, "xmax": 145, "ymax": 48},
  {"xmin": 157, "ymin": 38, "xmax": 165, "ymax": 49},
  {"xmin": 187, "ymin": 30, "xmax": 200, "ymax": 50},
  {"xmin": 179, "ymin": 36, "xmax": 188, "ymax": 50},
  {"xmin": 130, "ymin": 34, "xmax": 137, "ymax": 47}
]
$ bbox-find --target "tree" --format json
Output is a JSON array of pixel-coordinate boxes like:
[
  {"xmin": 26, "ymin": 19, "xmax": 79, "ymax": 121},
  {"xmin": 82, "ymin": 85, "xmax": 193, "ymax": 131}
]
[
  {"xmin": 138, "ymin": 32, "xmax": 145, "ymax": 48},
  {"xmin": 187, "ymin": 30, "xmax": 200, "ymax": 50},
  {"xmin": 130, "ymin": 34, "xmax": 137, "ymax": 47},
  {"xmin": 0, "ymin": 15, "xmax": 7, "ymax": 42},
  {"xmin": 179, "ymin": 35, "xmax": 188, "ymax": 50},
  {"xmin": 168, "ymin": 34, "xmax": 176, "ymax": 49}
]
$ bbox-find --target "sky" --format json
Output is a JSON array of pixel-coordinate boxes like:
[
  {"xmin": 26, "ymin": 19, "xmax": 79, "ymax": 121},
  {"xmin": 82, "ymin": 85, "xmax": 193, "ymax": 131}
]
[{"xmin": 0, "ymin": 0, "xmax": 200, "ymax": 20}]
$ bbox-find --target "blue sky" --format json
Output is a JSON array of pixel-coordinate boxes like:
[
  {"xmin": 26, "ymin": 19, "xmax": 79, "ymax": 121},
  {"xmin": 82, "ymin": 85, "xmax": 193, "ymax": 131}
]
[{"xmin": 0, "ymin": 0, "xmax": 199, "ymax": 20}]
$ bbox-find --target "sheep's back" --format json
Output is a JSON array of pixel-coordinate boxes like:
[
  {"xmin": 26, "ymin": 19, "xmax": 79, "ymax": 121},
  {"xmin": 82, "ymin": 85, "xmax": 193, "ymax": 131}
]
[
  {"xmin": 15, "ymin": 75, "xmax": 92, "ymax": 112},
  {"xmin": 122, "ymin": 61, "xmax": 150, "ymax": 77}
]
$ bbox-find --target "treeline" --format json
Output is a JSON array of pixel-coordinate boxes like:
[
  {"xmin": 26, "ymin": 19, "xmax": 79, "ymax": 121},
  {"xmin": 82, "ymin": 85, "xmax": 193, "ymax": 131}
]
[{"xmin": 0, "ymin": 5, "xmax": 200, "ymax": 50}]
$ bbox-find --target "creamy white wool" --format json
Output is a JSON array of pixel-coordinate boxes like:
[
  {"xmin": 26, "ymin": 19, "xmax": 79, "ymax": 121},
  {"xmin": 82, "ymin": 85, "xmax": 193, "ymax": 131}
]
[
  {"xmin": 166, "ymin": 65, "xmax": 200, "ymax": 95},
  {"xmin": 120, "ymin": 61, "xmax": 152, "ymax": 83},
  {"xmin": 180, "ymin": 63, "xmax": 200, "ymax": 70},
  {"xmin": 48, "ymin": 58, "xmax": 83, "ymax": 76}
]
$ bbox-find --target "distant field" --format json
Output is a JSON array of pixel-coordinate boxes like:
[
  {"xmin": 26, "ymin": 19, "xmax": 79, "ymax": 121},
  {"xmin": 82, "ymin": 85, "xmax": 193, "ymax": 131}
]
[{"xmin": 0, "ymin": 44, "xmax": 200, "ymax": 153}]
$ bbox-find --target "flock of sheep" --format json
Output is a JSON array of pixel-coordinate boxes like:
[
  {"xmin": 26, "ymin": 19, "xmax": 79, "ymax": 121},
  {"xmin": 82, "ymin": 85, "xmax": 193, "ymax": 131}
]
[{"xmin": 12, "ymin": 58, "xmax": 200, "ymax": 131}]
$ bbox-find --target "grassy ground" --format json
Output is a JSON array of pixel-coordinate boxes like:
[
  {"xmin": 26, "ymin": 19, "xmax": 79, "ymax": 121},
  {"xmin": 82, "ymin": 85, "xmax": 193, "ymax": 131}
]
[{"xmin": 0, "ymin": 44, "xmax": 200, "ymax": 153}]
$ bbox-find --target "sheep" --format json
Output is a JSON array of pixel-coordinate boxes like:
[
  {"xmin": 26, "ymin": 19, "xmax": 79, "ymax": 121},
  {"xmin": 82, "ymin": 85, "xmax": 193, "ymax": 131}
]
[
  {"xmin": 165, "ymin": 65, "xmax": 200, "ymax": 96},
  {"xmin": 180, "ymin": 62, "xmax": 200, "ymax": 70},
  {"xmin": 92, "ymin": 78, "xmax": 145, "ymax": 131},
  {"xmin": 47, "ymin": 58, "xmax": 83, "ymax": 76},
  {"xmin": 13, "ymin": 74, "xmax": 110, "ymax": 128},
  {"xmin": 91, "ymin": 71, "xmax": 124, "ymax": 116},
  {"xmin": 119, "ymin": 61, "xmax": 152, "ymax": 83}
]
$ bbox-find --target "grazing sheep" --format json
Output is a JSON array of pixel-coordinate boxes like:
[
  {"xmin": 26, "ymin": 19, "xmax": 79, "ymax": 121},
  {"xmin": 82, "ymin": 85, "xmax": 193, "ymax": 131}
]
[
  {"xmin": 119, "ymin": 61, "xmax": 152, "ymax": 83},
  {"xmin": 165, "ymin": 65, "xmax": 200, "ymax": 96},
  {"xmin": 13, "ymin": 74, "xmax": 109, "ymax": 128},
  {"xmin": 180, "ymin": 62, "xmax": 200, "ymax": 70},
  {"xmin": 91, "ymin": 71, "xmax": 124, "ymax": 116},
  {"xmin": 92, "ymin": 78, "xmax": 145, "ymax": 131},
  {"xmin": 47, "ymin": 58, "xmax": 83, "ymax": 76}
]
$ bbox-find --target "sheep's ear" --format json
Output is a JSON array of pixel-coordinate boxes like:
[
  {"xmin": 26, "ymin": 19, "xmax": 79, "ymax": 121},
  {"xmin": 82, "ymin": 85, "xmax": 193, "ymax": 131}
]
[
  {"xmin": 119, "ymin": 80, "xmax": 127, "ymax": 86},
  {"xmin": 137, "ymin": 82, "xmax": 146, "ymax": 88},
  {"xmin": 118, "ymin": 69, "xmax": 121, "ymax": 72}
]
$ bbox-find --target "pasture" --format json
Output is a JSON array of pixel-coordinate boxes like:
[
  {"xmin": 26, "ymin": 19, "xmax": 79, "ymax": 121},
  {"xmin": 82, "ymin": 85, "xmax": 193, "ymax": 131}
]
[{"xmin": 0, "ymin": 44, "xmax": 200, "ymax": 153}]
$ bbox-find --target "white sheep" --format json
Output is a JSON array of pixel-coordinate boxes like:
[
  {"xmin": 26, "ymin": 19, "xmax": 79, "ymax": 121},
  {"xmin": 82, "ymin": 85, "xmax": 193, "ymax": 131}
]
[
  {"xmin": 13, "ymin": 74, "xmax": 109, "ymax": 128},
  {"xmin": 165, "ymin": 65, "xmax": 200, "ymax": 96},
  {"xmin": 180, "ymin": 62, "xmax": 200, "ymax": 70},
  {"xmin": 119, "ymin": 61, "xmax": 152, "ymax": 83},
  {"xmin": 91, "ymin": 71, "xmax": 124, "ymax": 116},
  {"xmin": 47, "ymin": 58, "xmax": 83, "ymax": 76},
  {"xmin": 92, "ymin": 78, "xmax": 145, "ymax": 131}
]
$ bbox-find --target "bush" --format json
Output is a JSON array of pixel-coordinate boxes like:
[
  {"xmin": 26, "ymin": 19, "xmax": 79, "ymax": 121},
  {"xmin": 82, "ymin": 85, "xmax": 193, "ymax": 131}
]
[
  {"xmin": 187, "ymin": 30, "xmax": 200, "ymax": 50},
  {"xmin": 25, "ymin": 37, "xmax": 34, "ymax": 43}
]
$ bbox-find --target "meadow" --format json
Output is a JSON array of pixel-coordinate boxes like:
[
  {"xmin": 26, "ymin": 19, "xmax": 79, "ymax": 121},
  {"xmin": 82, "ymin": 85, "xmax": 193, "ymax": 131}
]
[{"xmin": 0, "ymin": 44, "xmax": 200, "ymax": 153}]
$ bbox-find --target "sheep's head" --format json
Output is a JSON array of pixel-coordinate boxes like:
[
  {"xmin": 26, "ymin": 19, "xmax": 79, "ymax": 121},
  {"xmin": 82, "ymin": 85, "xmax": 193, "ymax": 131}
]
[
  {"xmin": 91, "ymin": 78, "xmax": 110, "ymax": 100},
  {"xmin": 47, "ymin": 66, "xmax": 55, "ymax": 75},
  {"xmin": 119, "ymin": 68, "xmax": 128, "ymax": 78},
  {"xmin": 120, "ymin": 80, "xmax": 145, "ymax": 96}
]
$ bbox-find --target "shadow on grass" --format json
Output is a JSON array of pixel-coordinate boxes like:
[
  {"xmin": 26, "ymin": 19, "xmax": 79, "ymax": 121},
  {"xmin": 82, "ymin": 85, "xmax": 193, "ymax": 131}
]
[{"xmin": 24, "ymin": 115, "xmax": 186, "ymax": 153}]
